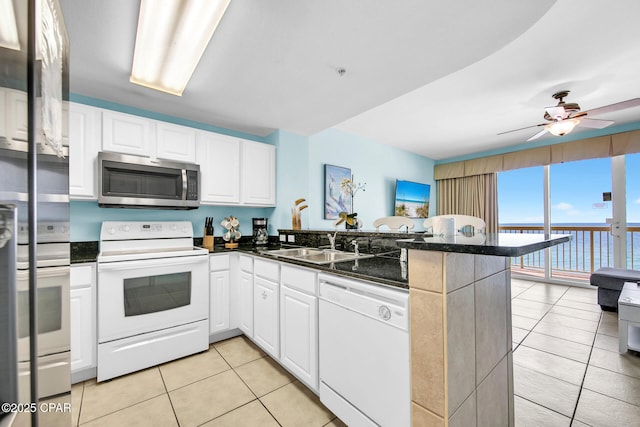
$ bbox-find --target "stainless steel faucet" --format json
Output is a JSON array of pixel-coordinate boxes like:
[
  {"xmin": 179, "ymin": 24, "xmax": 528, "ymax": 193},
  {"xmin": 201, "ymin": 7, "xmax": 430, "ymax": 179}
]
[
  {"xmin": 327, "ymin": 232, "xmax": 337, "ymax": 251},
  {"xmin": 351, "ymin": 239, "xmax": 359, "ymax": 256}
]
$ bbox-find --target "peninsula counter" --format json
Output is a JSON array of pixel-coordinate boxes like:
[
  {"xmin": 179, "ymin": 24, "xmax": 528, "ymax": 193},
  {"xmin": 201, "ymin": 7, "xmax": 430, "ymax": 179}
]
[{"xmin": 396, "ymin": 233, "xmax": 570, "ymax": 427}]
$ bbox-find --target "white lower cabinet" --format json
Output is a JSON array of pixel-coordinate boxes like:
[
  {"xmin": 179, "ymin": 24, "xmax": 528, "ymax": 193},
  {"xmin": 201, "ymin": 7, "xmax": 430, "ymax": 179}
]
[
  {"xmin": 209, "ymin": 254, "xmax": 231, "ymax": 334},
  {"xmin": 253, "ymin": 258, "xmax": 281, "ymax": 359},
  {"xmin": 253, "ymin": 276, "xmax": 280, "ymax": 359},
  {"xmin": 280, "ymin": 284, "xmax": 318, "ymax": 391},
  {"xmin": 238, "ymin": 255, "xmax": 254, "ymax": 337},
  {"xmin": 70, "ymin": 263, "xmax": 96, "ymax": 375},
  {"xmin": 280, "ymin": 264, "xmax": 318, "ymax": 391}
]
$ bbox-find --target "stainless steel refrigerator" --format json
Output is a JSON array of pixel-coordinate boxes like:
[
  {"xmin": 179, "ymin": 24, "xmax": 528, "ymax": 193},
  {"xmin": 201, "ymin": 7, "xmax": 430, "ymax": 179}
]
[{"xmin": 0, "ymin": 0, "xmax": 70, "ymax": 426}]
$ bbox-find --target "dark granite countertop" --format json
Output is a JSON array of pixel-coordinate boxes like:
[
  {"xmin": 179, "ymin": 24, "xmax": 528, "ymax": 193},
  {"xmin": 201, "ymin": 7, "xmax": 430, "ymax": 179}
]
[
  {"xmin": 209, "ymin": 243, "xmax": 409, "ymax": 289},
  {"xmin": 396, "ymin": 233, "xmax": 571, "ymax": 257},
  {"xmin": 71, "ymin": 241, "xmax": 99, "ymax": 264},
  {"xmin": 252, "ymin": 249, "xmax": 408, "ymax": 289},
  {"xmin": 71, "ymin": 239, "xmax": 405, "ymax": 289}
]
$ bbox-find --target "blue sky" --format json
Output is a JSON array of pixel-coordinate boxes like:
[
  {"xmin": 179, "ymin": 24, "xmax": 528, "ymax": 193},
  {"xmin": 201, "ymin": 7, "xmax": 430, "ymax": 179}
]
[{"xmin": 498, "ymin": 154, "xmax": 640, "ymax": 224}]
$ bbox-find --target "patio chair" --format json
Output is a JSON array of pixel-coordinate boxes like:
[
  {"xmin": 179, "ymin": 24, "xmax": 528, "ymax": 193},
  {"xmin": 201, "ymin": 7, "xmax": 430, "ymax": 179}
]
[
  {"xmin": 423, "ymin": 214, "xmax": 486, "ymax": 235},
  {"xmin": 372, "ymin": 216, "xmax": 415, "ymax": 232}
]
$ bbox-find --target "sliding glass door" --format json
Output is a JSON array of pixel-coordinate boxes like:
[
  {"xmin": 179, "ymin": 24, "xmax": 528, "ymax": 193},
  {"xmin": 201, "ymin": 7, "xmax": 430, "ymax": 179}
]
[
  {"xmin": 624, "ymin": 153, "xmax": 640, "ymax": 270},
  {"xmin": 498, "ymin": 166, "xmax": 545, "ymax": 279},
  {"xmin": 498, "ymin": 155, "xmax": 633, "ymax": 283},
  {"xmin": 549, "ymin": 158, "xmax": 612, "ymax": 280}
]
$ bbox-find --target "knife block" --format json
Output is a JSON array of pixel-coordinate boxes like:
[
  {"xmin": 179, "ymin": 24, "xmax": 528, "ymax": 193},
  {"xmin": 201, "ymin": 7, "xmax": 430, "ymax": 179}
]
[{"xmin": 203, "ymin": 228, "xmax": 214, "ymax": 252}]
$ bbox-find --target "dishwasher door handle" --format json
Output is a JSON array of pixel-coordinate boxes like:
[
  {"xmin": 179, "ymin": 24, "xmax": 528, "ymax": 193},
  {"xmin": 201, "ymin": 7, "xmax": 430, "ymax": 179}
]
[{"xmin": 320, "ymin": 280, "xmax": 408, "ymax": 307}]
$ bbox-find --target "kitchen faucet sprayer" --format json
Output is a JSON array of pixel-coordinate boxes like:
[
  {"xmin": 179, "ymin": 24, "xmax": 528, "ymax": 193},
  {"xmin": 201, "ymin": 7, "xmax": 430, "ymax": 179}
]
[
  {"xmin": 328, "ymin": 232, "xmax": 337, "ymax": 250},
  {"xmin": 351, "ymin": 240, "xmax": 359, "ymax": 256}
]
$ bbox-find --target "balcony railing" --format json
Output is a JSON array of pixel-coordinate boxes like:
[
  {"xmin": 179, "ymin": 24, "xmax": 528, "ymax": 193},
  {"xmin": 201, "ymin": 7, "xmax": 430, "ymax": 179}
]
[{"xmin": 499, "ymin": 225, "xmax": 640, "ymax": 281}]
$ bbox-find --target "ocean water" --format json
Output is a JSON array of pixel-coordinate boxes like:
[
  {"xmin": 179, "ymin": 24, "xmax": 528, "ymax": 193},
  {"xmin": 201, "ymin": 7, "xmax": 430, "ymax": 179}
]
[{"xmin": 500, "ymin": 223, "xmax": 640, "ymax": 272}]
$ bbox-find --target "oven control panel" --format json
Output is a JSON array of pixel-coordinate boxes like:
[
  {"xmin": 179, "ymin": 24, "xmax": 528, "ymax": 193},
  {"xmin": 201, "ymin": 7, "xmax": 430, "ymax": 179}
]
[{"xmin": 100, "ymin": 221, "xmax": 193, "ymax": 240}]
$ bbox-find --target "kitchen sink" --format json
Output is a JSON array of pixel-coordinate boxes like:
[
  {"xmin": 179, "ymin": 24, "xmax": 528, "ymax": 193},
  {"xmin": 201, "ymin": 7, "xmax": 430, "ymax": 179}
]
[
  {"xmin": 267, "ymin": 248, "xmax": 324, "ymax": 257},
  {"xmin": 295, "ymin": 251, "xmax": 373, "ymax": 264},
  {"xmin": 267, "ymin": 247, "xmax": 373, "ymax": 264}
]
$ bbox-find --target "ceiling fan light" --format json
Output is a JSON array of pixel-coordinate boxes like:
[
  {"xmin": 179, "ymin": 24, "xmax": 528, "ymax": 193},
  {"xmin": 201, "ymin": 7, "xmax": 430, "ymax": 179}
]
[
  {"xmin": 545, "ymin": 118, "xmax": 580, "ymax": 136},
  {"xmin": 130, "ymin": 0, "xmax": 231, "ymax": 96}
]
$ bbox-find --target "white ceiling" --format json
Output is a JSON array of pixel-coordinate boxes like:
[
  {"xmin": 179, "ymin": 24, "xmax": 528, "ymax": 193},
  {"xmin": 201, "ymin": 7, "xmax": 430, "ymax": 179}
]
[{"xmin": 59, "ymin": 0, "xmax": 640, "ymax": 160}]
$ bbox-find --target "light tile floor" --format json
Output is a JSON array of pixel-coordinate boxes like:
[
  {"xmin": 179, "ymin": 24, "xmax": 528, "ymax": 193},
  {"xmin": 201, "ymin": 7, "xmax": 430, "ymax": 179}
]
[
  {"xmin": 71, "ymin": 336, "xmax": 345, "ymax": 427},
  {"xmin": 71, "ymin": 279, "xmax": 640, "ymax": 426},
  {"xmin": 511, "ymin": 278, "xmax": 640, "ymax": 426}
]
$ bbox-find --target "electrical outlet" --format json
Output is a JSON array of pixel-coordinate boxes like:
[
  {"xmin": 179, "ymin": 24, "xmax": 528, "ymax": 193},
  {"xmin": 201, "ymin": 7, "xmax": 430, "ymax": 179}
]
[
  {"xmin": 279, "ymin": 234, "xmax": 286, "ymax": 242},
  {"xmin": 287, "ymin": 234, "xmax": 295, "ymax": 243}
]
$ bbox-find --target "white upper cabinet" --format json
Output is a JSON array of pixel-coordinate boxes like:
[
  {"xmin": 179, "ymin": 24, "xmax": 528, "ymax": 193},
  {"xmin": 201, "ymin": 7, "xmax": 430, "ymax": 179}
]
[
  {"xmin": 65, "ymin": 103, "xmax": 275, "ymax": 205},
  {"xmin": 69, "ymin": 103, "xmax": 101, "ymax": 199},
  {"xmin": 198, "ymin": 135, "xmax": 276, "ymax": 206},
  {"xmin": 3, "ymin": 89, "xmax": 68, "ymax": 146},
  {"xmin": 197, "ymin": 131, "xmax": 240, "ymax": 204},
  {"xmin": 241, "ymin": 139, "xmax": 276, "ymax": 206},
  {"xmin": 156, "ymin": 121, "xmax": 196, "ymax": 163},
  {"xmin": 0, "ymin": 89, "xmax": 6, "ymax": 139},
  {"xmin": 102, "ymin": 110, "xmax": 153, "ymax": 156},
  {"xmin": 6, "ymin": 89, "xmax": 28, "ymax": 142}
]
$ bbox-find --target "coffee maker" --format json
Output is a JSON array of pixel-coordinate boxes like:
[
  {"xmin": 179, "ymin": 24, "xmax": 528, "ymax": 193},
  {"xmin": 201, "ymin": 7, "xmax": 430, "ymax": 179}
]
[{"xmin": 252, "ymin": 218, "xmax": 269, "ymax": 246}]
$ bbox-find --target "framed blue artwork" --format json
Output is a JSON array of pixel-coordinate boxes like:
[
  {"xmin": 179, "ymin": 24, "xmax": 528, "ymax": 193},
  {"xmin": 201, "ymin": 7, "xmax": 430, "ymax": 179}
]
[{"xmin": 324, "ymin": 164, "xmax": 352, "ymax": 219}]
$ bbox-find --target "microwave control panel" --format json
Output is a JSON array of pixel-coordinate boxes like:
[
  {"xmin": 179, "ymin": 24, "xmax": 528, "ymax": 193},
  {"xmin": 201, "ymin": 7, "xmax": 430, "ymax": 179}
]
[{"xmin": 186, "ymin": 170, "xmax": 199, "ymax": 201}]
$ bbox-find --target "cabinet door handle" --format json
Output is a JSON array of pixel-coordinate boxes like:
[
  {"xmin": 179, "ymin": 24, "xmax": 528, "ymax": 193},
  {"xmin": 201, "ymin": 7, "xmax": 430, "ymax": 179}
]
[{"xmin": 262, "ymin": 291, "xmax": 267, "ymax": 299}]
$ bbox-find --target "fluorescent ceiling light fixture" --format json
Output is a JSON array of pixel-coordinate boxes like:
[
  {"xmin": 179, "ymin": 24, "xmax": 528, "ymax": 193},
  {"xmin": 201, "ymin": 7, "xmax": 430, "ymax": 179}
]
[
  {"xmin": 0, "ymin": 0, "xmax": 20, "ymax": 50},
  {"xmin": 545, "ymin": 118, "xmax": 580, "ymax": 136},
  {"xmin": 130, "ymin": 0, "xmax": 230, "ymax": 96}
]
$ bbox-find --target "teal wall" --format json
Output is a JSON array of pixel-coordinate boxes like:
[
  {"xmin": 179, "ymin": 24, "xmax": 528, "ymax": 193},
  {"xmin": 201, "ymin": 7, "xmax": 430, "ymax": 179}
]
[
  {"xmin": 70, "ymin": 97, "xmax": 437, "ymax": 241},
  {"xmin": 266, "ymin": 128, "xmax": 436, "ymax": 233},
  {"xmin": 71, "ymin": 201, "xmax": 272, "ymax": 242},
  {"xmin": 267, "ymin": 130, "xmax": 311, "ymax": 231},
  {"xmin": 307, "ymin": 128, "xmax": 435, "ymax": 231}
]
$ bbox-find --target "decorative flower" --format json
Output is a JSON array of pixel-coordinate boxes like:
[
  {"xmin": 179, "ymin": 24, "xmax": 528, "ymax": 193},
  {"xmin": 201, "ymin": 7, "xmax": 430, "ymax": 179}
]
[{"xmin": 340, "ymin": 178, "xmax": 366, "ymax": 199}]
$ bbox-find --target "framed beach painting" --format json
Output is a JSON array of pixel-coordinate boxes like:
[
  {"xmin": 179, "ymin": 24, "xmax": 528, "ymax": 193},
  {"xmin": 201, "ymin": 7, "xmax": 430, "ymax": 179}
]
[
  {"xmin": 394, "ymin": 179, "xmax": 430, "ymax": 218},
  {"xmin": 324, "ymin": 164, "xmax": 352, "ymax": 219}
]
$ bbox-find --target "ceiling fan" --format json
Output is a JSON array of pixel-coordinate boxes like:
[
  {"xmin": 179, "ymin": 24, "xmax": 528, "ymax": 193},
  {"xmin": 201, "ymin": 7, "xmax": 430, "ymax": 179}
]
[{"xmin": 499, "ymin": 91, "xmax": 640, "ymax": 141}]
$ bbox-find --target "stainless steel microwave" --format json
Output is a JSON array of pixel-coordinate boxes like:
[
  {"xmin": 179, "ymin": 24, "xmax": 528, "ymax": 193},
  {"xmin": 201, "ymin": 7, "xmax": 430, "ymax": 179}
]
[{"xmin": 98, "ymin": 152, "xmax": 200, "ymax": 209}]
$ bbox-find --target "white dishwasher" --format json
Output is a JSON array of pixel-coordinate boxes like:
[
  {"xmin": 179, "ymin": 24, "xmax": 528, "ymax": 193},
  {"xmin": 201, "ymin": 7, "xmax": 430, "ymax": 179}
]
[{"xmin": 318, "ymin": 274, "xmax": 410, "ymax": 427}]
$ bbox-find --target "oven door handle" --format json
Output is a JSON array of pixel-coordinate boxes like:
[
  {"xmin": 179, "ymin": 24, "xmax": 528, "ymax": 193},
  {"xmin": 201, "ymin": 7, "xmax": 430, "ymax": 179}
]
[
  {"xmin": 98, "ymin": 255, "xmax": 207, "ymax": 272},
  {"xmin": 16, "ymin": 265, "xmax": 69, "ymax": 279}
]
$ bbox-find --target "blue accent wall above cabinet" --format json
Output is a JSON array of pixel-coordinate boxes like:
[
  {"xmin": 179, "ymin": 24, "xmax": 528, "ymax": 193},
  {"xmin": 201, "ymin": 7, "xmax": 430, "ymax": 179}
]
[{"xmin": 70, "ymin": 201, "xmax": 273, "ymax": 242}]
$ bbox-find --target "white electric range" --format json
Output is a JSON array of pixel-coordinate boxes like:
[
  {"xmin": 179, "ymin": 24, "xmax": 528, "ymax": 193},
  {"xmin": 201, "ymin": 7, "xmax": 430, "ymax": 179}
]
[{"xmin": 96, "ymin": 221, "xmax": 209, "ymax": 381}]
